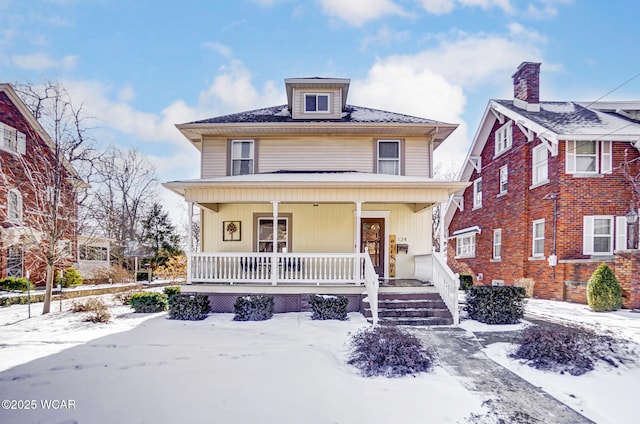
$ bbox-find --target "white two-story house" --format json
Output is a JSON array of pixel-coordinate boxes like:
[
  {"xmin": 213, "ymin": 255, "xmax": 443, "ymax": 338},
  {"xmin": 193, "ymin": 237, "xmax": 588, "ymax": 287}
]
[{"xmin": 164, "ymin": 77, "xmax": 467, "ymax": 324}]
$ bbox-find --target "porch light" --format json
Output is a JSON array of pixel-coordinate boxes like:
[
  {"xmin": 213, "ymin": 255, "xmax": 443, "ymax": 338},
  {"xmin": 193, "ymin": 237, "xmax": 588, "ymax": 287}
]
[{"xmin": 626, "ymin": 207, "xmax": 638, "ymax": 224}]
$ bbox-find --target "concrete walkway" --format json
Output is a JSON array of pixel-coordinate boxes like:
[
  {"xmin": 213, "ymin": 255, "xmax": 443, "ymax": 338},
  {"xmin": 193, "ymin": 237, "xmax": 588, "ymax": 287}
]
[{"xmin": 411, "ymin": 326, "xmax": 594, "ymax": 424}]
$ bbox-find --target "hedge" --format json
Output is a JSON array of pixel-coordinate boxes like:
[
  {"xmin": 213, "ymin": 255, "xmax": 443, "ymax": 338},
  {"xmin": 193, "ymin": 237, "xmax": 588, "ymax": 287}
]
[{"xmin": 464, "ymin": 286, "xmax": 526, "ymax": 324}]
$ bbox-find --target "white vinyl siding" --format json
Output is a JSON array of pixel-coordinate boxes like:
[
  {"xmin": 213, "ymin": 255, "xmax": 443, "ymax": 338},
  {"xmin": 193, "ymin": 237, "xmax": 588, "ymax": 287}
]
[
  {"xmin": 499, "ymin": 166, "xmax": 508, "ymax": 195},
  {"xmin": 495, "ymin": 121, "xmax": 512, "ymax": 156},
  {"xmin": 583, "ymin": 216, "xmax": 626, "ymax": 255},
  {"xmin": 201, "ymin": 138, "xmax": 228, "ymax": 178},
  {"xmin": 532, "ymin": 219, "xmax": 545, "ymax": 257},
  {"xmin": 566, "ymin": 140, "xmax": 612, "ymax": 175},
  {"xmin": 404, "ymin": 138, "xmax": 430, "ymax": 177},
  {"xmin": 456, "ymin": 233, "xmax": 476, "ymax": 258},
  {"xmin": 532, "ymin": 144, "xmax": 549, "ymax": 185},
  {"xmin": 493, "ymin": 229, "xmax": 502, "ymax": 260},
  {"xmin": 473, "ymin": 178, "xmax": 482, "ymax": 209}
]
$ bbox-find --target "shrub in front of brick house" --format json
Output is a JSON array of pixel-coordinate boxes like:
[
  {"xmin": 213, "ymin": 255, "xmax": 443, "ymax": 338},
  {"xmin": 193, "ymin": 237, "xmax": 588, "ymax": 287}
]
[
  {"xmin": 130, "ymin": 292, "xmax": 168, "ymax": 313},
  {"xmin": 465, "ymin": 286, "xmax": 526, "ymax": 324},
  {"xmin": 0, "ymin": 276, "xmax": 33, "ymax": 292},
  {"xmin": 310, "ymin": 294, "xmax": 348, "ymax": 320},
  {"xmin": 510, "ymin": 323, "xmax": 634, "ymax": 376},
  {"xmin": 62, "ymin": 267, "xmax": 83, "ymax": 288},
  {"xmin": 233, "ymin": 295, "xmax": 274, "ymax": 321},
  {"xmin": 168, "ymin": 294, "xmax": 211, "ymax": 320},
  {"xmin": 163, "ymin": 286, "xmax": 181, "ymax": 306},
  {"xmin": 587, "ymin": 263, "xmax": 622, "ymax": 312},
  {"xmin": 348, "ymin": 326, "xmax": 435, "ymax": 377},
  {"xmin": 458, "ymin": 274, "xmax": 473, "ymax": 290},
  {"xmin": 71, "ymin": 298, "xmax": 111, "ymax": 323}
]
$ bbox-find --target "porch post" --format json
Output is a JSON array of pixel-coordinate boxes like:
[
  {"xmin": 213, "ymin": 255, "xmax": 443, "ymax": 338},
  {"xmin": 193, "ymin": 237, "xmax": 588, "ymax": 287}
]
[
  {"xmin": 439, "ymin": 201, "xmax": 446, "ymax": 257},
  {"xmin": 271, "ymin": 201, "xmax": 279, "ymax": 285},
  {"xmin": 187, "ymin": 201, "xmax": 193, "ymax": 284},
  {"xmin": 354, "ymin": 201, "xmax": 363, "ymax": 284}
]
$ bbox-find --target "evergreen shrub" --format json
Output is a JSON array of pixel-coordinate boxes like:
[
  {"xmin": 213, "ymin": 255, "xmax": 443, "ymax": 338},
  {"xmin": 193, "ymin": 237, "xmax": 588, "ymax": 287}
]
[
  {"xmin": 348, "ymin": 326, "xmax": 435, "ymax": 377},
  {"xmin": 587, "ymin": 263, "xmax": 622, "ymax": 312},
  {"xmin": 62, "ymin": 267, "xmax": 83, "ymax": 288},
  {"xmin": 233, "ymin": 295, "xmax": 274, "ymax": 321},
  {"xmin": 0, "ymin": 277, "xmax": 32, "ymax": 292},
  {"xmin": 465, "ymin": 286, "xmax": 526, "ymax": 324},
  {"xmin": 130, "ymin": 291, "xmax": 168, "ymax": 313},
  {"xmin": 163, "ymin": 286, "xmax": 181, "ymax": 306},
  {"xmin": 168, "ymin": 294, "xmax": 211, "ymax": 320},
  {"xmin": 309, "ymin": 294, "xmax": 348, "ymax": 320},
  {"xmin": 458, "ymin": 274, "xmax": 473, "ymax": 290}
]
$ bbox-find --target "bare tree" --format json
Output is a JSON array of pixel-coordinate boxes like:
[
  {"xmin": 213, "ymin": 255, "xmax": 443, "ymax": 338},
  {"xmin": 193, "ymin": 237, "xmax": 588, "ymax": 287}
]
[
  {"xmin": 8, "ymin": 81, "xmax": 94, "ymax": 314},
  {"xmin": 84, "ymin": 146, "xmax": 158, "ymax": 266}
]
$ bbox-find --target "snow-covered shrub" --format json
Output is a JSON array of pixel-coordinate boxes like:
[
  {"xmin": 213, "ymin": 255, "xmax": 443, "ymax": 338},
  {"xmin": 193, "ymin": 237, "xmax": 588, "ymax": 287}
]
[
  {"xmin": 348, "ymin": 326, "xmax": 434, "ymax": 377},
  {"xmin": 233, "ymin": 295, "xmax": 274, "ymax": 321},
  {"xmin": 62, "ymin": 267, "xmax": 83, "ymax": 288},
  {"xmin": 309, "ymin": 294, "xmax": 348, "ymax": 320},
  {"xmin": 510, "ymin": 323, "xmax": 633, "ymax": 376},
  {"xmin": 163, "ymin": 286, "xmax": 181, "ymax": 306},
  {"xmin": 168, "ymin": 295, "xmax": 211, "ymax": 320},
  {"xmin": 465, "ymin": 286, "xmax": 525, "ymax": 324},
  {"xmin": 71, "ymin": 298, "xmax": 111, "ymax": 323},
  {"xmin": 0, "ymin": 276, "xmax": 32, "ymax": 292},
  {"xmin": 587, "ymin": 263, "xmax": 622, "ymax": 312},
  {"xmin": 130, "ymin": 292, "xmax": 168, "ymax": 313}
]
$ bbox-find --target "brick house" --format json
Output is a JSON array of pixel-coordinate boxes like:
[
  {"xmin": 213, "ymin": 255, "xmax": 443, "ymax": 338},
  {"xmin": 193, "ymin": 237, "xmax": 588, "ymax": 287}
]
[
  {"xmin": 445, "ymin": 62, "xmax": 640, "ymax": 308},
  {"xmin": 0, "ymin": 83, "xmax": 81, "ymax": 286}
]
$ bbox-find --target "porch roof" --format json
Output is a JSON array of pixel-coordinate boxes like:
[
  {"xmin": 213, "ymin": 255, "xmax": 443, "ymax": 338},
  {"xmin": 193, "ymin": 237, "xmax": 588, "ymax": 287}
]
[{"xmin": 163, "ymin": 171, "xmax": 469, "ymax": 211}]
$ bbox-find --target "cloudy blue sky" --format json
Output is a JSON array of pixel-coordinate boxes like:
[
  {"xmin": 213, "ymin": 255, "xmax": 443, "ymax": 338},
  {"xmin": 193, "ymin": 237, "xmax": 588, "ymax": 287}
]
[{"xmin": 2, "ymin": 0, "xmax": 639, "ymax": 218}]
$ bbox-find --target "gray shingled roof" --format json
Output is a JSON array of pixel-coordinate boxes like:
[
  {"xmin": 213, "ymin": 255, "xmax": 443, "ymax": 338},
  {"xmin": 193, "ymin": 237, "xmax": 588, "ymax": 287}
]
[
  {"xmin": 188, "ymin": 104, "xmax": 448, "ymax": 125},
  {"xmin": 493, "ymin": 100, "xmax": 640, "ymax": 136}
]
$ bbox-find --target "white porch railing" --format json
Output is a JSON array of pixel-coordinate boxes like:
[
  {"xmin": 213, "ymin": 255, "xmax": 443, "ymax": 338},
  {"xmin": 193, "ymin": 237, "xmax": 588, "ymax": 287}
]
[
  {"xmin": 430, "ymin": 253, "xmax": 460, "ymax": 325},
  {"xmin": 189, "ymin": 252, "xmax": 371, "ymax": 285},
  {"xmin": 362, "ymin": 251, "xmax": 379, "ymax": 325}
]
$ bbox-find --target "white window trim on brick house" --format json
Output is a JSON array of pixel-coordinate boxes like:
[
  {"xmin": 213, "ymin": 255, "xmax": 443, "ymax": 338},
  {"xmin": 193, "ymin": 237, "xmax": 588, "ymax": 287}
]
[
  {"xmin": 532, "ymin": 219, "xmax": 545, "ymax": 258},
  {"xmin": 495, "ymin": 121, "xmax": 513, "ymax": 156},
  {"xmin": 492, "ymin": 228, "xmax": 502, "ymax": 260},
  {"xmin": 7, "ymin": 189, "xmax": 22, "ymax": 223},
  {"xmin": 583, "ymin": 215, "xmax": 627, "ymax": 255},
  {"xmin": 0, "ymin": 122, "xmax": 26, "ymax": 155},
  {"xmin": 566, "ymin": 140, "xmax": 612, "ymax": 176},
  {"xmin": 531, "ymin": 143, "xmax": 549, "ymax": 187},
  {"xmin": 498, "ymin": 166, "xmax": 508, "ymax": 196},
  {"xmin": 455, "ymin": 233, "xmax": 476, "ymax": 258},
  {"xmin": 473, "ymin": 177, "xmax": 482, "ymax": 209}
]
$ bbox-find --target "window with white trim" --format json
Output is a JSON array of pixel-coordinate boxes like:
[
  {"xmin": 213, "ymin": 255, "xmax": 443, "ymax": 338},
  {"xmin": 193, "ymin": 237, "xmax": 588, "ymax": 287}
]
[
  {"xmin": 7, "ymin": 189, "xmax": 22, "ymax": 223},
  {"xmin": 499, "ymin": 166, "xmax": 508, "ymax": 195},
  {"xmin": 583, "ymin": 216, "xmax": 616, "ymax": 255},
  {"xmin": 473, "ymin": 178, "xmax": 482, "ymax": 208},
  {"xmin": 79, "ymin": 245, "xmax": 109, "ymax": 261},
  {"xmin": 455, "ymin": 233, "xmax": 476, "ymax": 258},
  {"xmin": 5, "ymin": 246, "xmax": 23, "ymax": 278},
  {"xmin": 532, "ymin": 219, "xmax": 545, "ymax": 257},
  {"xmin": 566, "ymin": 140, "xmax": 612, "ymax": 175},
  {"xmin": 377, "ymin": 140, "xmax": 400, "ymax": 175},
  {"xmin": 495, "ymin": 121, "xmax": 512, "ymax": 155},
  {"xmin": 493, "ymin": 228, "xmax": 502, "ymax": 260},
  {"xmin": 231, "ymin": 140, "xmax": 254, "ymax": 176},
  {"xmin": 304, "ymin": 93, "xmax": 329, "ymax": 113},
  {"xmin": 532, "ymin": 144, "xmax": 549, "ymax": 185},
  {"xmin": 257, "ymin": 217, "xmax": 288, "ymax": 253},
  {"xmin": 0, "ymin": 122, "xmax": 26, "ymax": 154}
]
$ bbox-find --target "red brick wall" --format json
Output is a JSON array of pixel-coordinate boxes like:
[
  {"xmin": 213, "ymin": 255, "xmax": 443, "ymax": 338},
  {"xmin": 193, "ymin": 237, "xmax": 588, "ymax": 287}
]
[
  {"xmin": 448, "ymin": 107, "xmax": 640, "ymax": 306},
  {"xmin": 0, "ymin": 90, "xmax": 78, "ymax": 284}
]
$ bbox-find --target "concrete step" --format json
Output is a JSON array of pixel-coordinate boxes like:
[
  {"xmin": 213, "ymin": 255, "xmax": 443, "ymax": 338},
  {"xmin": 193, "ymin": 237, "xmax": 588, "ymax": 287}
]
[
  {"xmin": 362, "ymin": 307, "xmax": 452, "ymax": 318},
  {"xmin": 376, "ymin": 292, "xmax": 443, "ymax": 301},
  {"xmin": 367, "ymin": 316, "xmax": 454, "ymax": 326}
]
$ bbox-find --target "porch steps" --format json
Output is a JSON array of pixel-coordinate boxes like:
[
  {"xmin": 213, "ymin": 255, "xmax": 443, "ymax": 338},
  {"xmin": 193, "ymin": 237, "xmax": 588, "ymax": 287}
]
[{"xmin": 362, "ymin": 292, "xmax": 453, "ymax": 326}]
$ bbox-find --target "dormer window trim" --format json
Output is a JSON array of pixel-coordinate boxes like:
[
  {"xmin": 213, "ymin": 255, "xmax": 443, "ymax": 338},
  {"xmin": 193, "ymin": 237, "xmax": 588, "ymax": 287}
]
[{"xmin": 304, "ymin": 93, "xmax": 330, "ymax": 113}]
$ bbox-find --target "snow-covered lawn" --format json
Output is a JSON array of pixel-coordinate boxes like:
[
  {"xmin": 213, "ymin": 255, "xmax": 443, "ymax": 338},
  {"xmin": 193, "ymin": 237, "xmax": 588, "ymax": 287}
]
[{"xmin": 1, "ymin": 294, "xmax": 639, "ymax": 423}]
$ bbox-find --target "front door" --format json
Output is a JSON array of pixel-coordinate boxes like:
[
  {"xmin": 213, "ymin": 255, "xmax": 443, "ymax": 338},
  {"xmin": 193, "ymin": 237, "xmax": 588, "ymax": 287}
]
[{"xmin": 361, "ymin": 218, "xmax": 384, "ymax": 276}]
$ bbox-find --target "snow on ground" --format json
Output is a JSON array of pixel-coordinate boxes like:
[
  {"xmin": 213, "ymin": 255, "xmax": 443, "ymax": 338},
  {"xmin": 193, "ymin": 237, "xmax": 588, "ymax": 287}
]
[
  {"xmin": 477, "ymin": 298, "xmax": 640, "ymax": 424},
  {"xmin": 0, "ymin": 297, "xmax": 485, "ymax": 424}
]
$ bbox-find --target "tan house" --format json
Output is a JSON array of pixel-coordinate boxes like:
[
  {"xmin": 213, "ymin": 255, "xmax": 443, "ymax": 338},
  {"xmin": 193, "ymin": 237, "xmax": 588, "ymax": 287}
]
[{"xmin": 164, "ymin": 77, "xmax": 467, "ymax": 324}]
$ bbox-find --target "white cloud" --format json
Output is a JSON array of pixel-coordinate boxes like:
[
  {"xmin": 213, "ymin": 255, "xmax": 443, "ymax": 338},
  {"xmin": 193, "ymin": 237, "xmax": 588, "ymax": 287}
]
[
  {"xmin": 417, "ymin": 0, "xmax": 456, "ymax": 15},
  {"xmin": 117, "ymin": 84, "xmax": 135, "ymax": 102},
  {"xmin": 12, "ymin": 53, "xmax": 77, "ymax": 71},
  {"xmin": 361, "ymin": 25, "xmax": 411, "ymax": 50},
  {"xmin": 202, "ymin": 41, "xmax": 233, "ymax": 58},
  {"xmin": 318, "ymin": 0, "xmax": 409, "ymax": 27},
  {"xmin": 459, "ymin": 0, "xmax": 513, "ymax": 12}
]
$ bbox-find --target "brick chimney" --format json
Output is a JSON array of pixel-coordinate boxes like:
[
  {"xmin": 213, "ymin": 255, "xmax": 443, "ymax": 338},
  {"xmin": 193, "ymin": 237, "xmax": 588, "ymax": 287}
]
[{"xmin": 512, "ymin": 62, "xmax": 541, "ymax": 112}]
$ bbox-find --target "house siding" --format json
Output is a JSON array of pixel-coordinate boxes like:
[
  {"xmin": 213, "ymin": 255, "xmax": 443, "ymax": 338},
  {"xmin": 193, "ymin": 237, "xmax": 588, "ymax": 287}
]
[
  {"xmin": 404, "ymin": 138, "xmax": 431, "ymax": 178},
  {"xmin": 201, "ymin": 137, "xmax": 228, "ymax": 178},
  {"xmin": 448, "ymin": 110, "xmax": 640, "ymax": 305}
]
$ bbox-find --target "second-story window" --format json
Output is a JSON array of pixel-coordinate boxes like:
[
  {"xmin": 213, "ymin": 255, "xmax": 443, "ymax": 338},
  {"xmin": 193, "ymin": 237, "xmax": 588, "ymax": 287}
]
[
  {"xmin": 377, "ymin": 140, "xmax": 400, "ymax": 175},
  {"xmin": 473, "ymin": 178, "xmax": 482, "ymax": 209},
  {"xmin": 231, "ymin": 140, "xmax": 254, "ymax": 176},
  {"xmin": 304, "ymin": 94, "xmax": 329, "ymax": 113},
  {"xmin": 8, "ymin": 189, "xmax": 22, "ymax": 223},
  {"xmin": 499, "ymin": 166, "xmax": 508, "ymax": 195},
  {"xmin": 495, "ymin": 121, "xmax": 512, "ymax": 156},
  {"xmin": 566, "ymin": 140, "xmax": 612, "ymax": 175},
  {"xmin": 532, "ymin": 144, "xmax": 549, "ymax": 186}
]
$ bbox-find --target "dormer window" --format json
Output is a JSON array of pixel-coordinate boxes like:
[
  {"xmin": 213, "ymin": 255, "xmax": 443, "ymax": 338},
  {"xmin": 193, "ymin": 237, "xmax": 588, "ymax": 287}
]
[{"xmin": 304, "ymin": 94, "xmax": 329, "ymax": 113}]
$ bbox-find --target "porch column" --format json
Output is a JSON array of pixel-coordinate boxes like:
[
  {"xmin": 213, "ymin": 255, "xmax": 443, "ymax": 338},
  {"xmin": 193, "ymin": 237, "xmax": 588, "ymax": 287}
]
[
  {"xmin": 439, "ymin": 201, "xmax": 446, "ymax": 257},
  {"xmin": 271, "ymin": 201, "xmax": 279, "ymax": 285},
  {"xmin": 354, "ymin": 201, "xmax": 363, "ymax": 283},
  {"xmin": 187, "ymin": 201, "xmax": 193, "ymax": 284}
]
